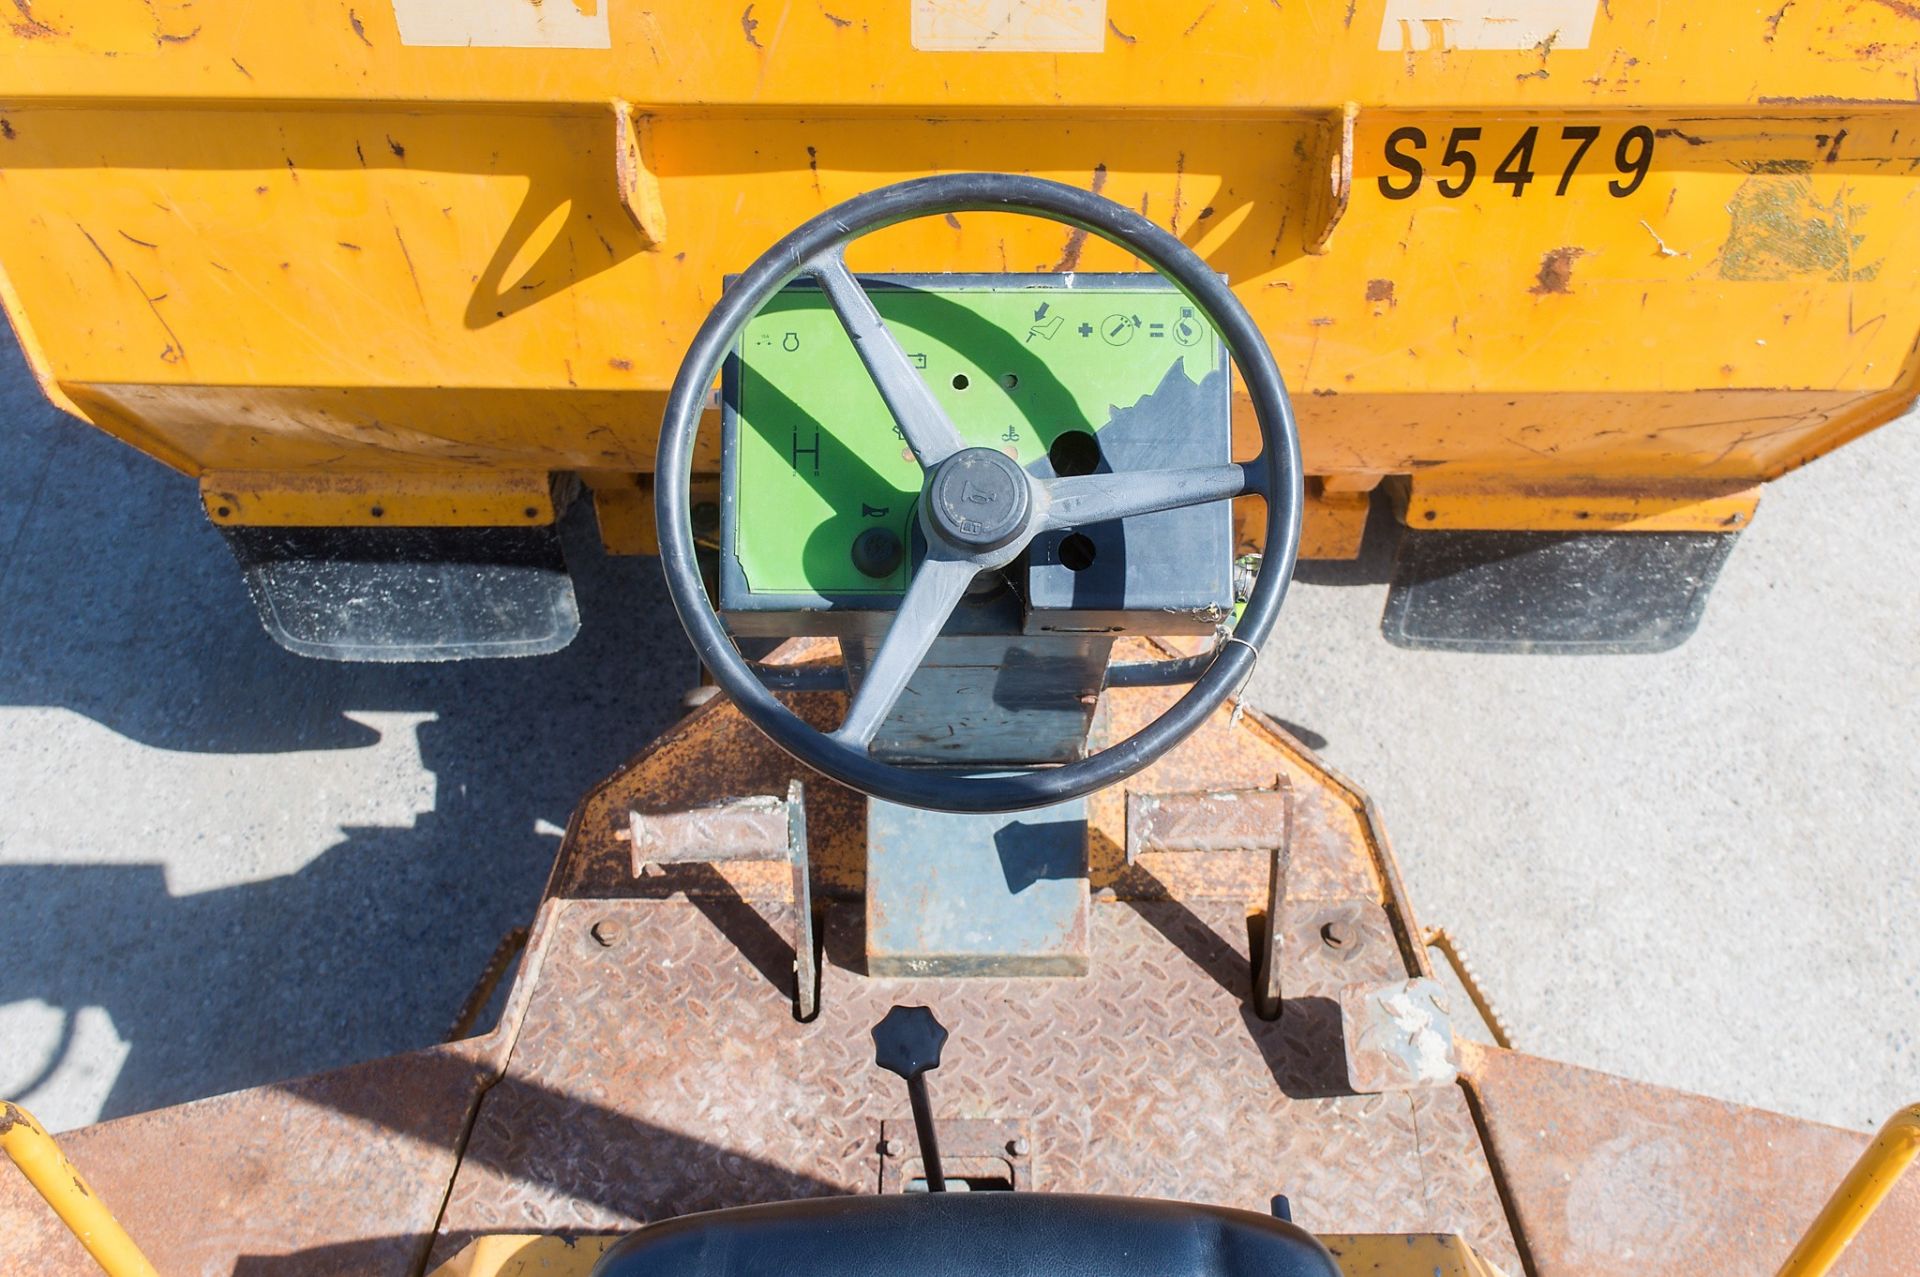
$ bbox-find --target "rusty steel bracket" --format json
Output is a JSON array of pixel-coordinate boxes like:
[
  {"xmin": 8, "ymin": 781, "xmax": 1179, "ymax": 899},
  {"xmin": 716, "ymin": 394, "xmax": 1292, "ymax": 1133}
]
[
  {"xmin": 1127, "ymin": 780, "xmax": 1293, "ymax": 1019},
  {"xmin": 1339, "ymin": 977, "xmax": 1460, "ymax": 1094},
  {"xmin": 629, "ymin": 780, "xmax": 818, "ymax": 1020},
  {"xmin": 1303, "ymin": 102, "xmax": 1358, "ymax": 256},
  {"xmin": 613, "ymin": 100, "xmax": 666, "ymax": 249},
  {"xmin": 879, "ymin": 1118, "xmax": 1032, "ymax": 1193}
]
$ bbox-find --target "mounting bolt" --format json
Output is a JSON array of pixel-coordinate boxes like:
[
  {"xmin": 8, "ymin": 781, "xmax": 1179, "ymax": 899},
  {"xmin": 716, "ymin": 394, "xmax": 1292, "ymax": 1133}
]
[
  {"xmin": 1008, "ymin": 1136, "xmax": 1029, "ymax": 1157},
  {"xmin": 883, "ymin": 1137, "xmax": 905, "ymax": 1157},
  {"xmin": 591, "ymin": 919, "xmax": 625, "ymax": 947},
  {"xmin": 1320, "ymin": 920, "xmax": 1353, "ymax": 950}
]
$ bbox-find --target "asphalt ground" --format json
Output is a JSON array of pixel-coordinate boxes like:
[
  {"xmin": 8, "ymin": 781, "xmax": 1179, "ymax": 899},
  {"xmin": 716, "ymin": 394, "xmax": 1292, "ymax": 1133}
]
[{"xmin": 1, "ymin": 320, "xmax": 1914, "ymax": 1137}]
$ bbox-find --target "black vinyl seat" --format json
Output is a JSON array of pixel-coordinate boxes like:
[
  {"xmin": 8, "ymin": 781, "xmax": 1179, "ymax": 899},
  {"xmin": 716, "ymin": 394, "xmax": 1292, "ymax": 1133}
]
[{"xmin": 590, "ymin": 1192, "xmax": 1343, "ymax": 1277}]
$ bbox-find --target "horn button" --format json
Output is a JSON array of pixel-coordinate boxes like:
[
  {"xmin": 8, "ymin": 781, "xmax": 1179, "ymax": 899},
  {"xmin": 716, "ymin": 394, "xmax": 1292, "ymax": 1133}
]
[{"xmin": 926, "ymin": 448, "xmax": 1034, "ymax": 552}]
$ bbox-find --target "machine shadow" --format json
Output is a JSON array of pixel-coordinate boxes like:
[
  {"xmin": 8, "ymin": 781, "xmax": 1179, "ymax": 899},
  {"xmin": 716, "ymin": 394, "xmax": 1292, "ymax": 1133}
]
[
  {"xmin": 1121, "ymin": 878, "xmax": 1352, "ymax": 1102},
  {"xmin": 0, "ymin": 377, "xmax": 693, "ymax": 1118}
]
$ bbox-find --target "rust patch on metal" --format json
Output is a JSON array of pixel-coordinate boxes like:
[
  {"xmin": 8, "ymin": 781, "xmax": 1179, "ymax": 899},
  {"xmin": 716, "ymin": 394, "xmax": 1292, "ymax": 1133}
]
[
  {"xmin": 741, "ymin": 3, "xmax": 762, "ymax": 47},
  {"xmin": 629, "ymin": 795, "xmax": 789, "ymax": 871},
  {"xmin": 1366, "ymin": 278, "xmax": 1395, "ymax": 305},
  {"xmin": 1108, "ymin": 17, "xmax": 1135, "ymax": 44},
  {"xmin": 349, "ymin": 7, "xmax": 372, "ymax": 45},
  {"xmin": 1530, "ymin": 247, "xmax": 1586, "ymax": 295},
  {"xmin": 1051, "ymin": 163, "xmax": 1109, "ymax": 271},
  {"xmin": 1763, "ymin": 0, "xmax": 1795, "ymax": 41},
  {"xmin": 7, "ymin": 0, "xmax": 59, "ymax": 38},
  {"xmin": 1719, "ymin": 176, "xmax": 1879, "ymax": 282},
  {"xmin": 1127, "ymin": 785, "xmax": 1290, "ymax": 858},
  {"xmin": 1461, "ymin": 1043, "xmax": 1920, "ymax": 1275},
  {"xmin": 1170, "ymin": 151, "xmax": 1187, "ymax": 234},
  {"xmin": 1085, "ymin": 656, "xmax": 1390, "ymax": 906},
  {"xmin": 554, "ymin": 654, "xmax": 863, "ymax": 903}
]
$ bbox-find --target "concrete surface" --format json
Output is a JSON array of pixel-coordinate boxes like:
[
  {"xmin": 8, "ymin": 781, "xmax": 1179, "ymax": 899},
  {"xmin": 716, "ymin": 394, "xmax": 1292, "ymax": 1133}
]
[{"xmin": 1, "ymin": 318, "xmax": 1915, "ymax": 1141}]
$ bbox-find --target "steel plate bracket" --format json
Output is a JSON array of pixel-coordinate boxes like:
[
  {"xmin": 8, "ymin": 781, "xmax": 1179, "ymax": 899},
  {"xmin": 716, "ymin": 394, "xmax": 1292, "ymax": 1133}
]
[{"xmin": 629, "ymin": 780, "xmax": 818, "ymax": 1020}]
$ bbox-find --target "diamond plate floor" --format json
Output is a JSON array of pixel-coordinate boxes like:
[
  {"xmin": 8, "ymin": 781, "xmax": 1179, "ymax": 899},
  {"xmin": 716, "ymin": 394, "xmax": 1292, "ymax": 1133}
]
[{"xmin": 435, "ymin": 897, "xmax": 1520, "ymax": 1272}]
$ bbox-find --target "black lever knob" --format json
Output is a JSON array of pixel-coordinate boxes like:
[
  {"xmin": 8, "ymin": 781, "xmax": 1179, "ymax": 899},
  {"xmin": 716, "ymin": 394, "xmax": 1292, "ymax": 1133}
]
[
  {"xmin": 873, "ymin": 1005, "xmax": 948, "ymax": 1078},
  {"xmin": 872, "ymin": 1005, "xmax": 949, "ymax": 1192}
]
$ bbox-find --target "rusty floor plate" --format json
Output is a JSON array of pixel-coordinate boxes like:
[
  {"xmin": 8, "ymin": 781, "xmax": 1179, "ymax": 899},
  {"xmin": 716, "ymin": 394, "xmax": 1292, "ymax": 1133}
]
[
  {"xmin": 0, "ymin": 1042, "xmax": 494, "ymax": 1277},
  {"xmin": 1462, "ymin": 1042, "xmax": 1920, "ymax": 1277},
  {"xmin": 433, "ymin": 897, "xmax": 1520, "ymax": 1272}
]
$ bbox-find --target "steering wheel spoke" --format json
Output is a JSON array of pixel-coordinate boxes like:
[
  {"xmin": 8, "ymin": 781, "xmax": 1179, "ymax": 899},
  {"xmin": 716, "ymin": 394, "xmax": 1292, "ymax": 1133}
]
[
  {"xmin": 810, "ymin": 251, "xmax": 968, "ymax": 469},
  {"xmin": 833, "ymin": 553, "xmax": 980, "ymax": 748},
  {"xmin": 1039, "ymin": 462, "xmax": 1253, "ymax": 533}
]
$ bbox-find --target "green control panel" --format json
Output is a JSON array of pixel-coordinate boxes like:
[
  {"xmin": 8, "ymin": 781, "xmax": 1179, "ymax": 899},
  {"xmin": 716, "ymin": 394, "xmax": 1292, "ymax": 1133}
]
[{"xmin": 721, "ymin": 278, "xmax": 1228, "ymax": 633}]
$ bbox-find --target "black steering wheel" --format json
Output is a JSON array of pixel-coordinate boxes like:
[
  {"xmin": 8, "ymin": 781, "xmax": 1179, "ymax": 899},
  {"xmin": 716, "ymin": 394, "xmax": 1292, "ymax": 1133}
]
[{"xmin": 656, "ymin": 174, "xmax": 1302, "ymax": 813}]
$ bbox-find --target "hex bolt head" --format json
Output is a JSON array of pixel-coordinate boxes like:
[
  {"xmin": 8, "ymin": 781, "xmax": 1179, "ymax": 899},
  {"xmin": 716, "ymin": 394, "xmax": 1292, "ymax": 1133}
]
[
  {"xmin": 883, "ymin": 1137, "xmax": 905, "ymax": 1157},
  {"xmin": 591, "ymin": 919, "xmax": 625, "ymax": 947},
  {"xmin": 1008, "ymin": 1136, "xmax": 1029, "ymax": 1157}
]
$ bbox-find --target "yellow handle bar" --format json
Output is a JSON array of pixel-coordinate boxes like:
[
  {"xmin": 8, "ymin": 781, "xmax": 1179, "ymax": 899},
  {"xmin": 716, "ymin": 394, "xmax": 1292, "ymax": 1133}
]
[
  {"xmin": 1778, "ymin": 1103, "xmax": 1920, "ymax": 1277},
  {"xmin": 1, "ymin": 1102, "xmax": 159, "ymax": 1277}
]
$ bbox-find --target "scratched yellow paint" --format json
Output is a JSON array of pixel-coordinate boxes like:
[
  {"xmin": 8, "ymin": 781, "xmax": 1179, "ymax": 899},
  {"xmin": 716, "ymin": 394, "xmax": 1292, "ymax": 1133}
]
[{"xmin": 2, "ymin": 2, "xmax": 1919, "ymax": 542}]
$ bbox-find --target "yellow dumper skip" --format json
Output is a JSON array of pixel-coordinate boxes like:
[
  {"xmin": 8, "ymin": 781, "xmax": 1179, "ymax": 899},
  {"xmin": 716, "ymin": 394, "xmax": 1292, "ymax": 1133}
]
[{"xmin": 1, "ymin": 1, "xmax": 1917, "ymax": 561}]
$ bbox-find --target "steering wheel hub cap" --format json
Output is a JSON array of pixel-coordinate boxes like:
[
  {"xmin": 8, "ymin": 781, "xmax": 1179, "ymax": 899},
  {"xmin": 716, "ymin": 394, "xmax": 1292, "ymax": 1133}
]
[{"xmin": 926, "ymin": 448, "xmax": 1033, "ymax": 551}]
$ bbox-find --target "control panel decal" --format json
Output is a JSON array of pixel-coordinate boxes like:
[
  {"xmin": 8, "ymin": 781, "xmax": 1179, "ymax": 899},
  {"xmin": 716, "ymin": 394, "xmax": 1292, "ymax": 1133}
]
[{"xmin": 728, "ymin": 278, "xmax": 1219, "ymax": 600}]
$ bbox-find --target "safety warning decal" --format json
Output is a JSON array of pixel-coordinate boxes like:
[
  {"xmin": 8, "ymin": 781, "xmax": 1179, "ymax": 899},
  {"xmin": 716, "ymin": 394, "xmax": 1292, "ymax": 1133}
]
[
  {"xmin": 390, "ymin": 0, "xmax": 611, "ymax": 49},
  {"xmin": 1378, "ymin": 0, "xmax": 1599, "ymax": 52},
  {"xmin": 911, "ymin": 0, "xmax": 1106, "ymax": 53}
]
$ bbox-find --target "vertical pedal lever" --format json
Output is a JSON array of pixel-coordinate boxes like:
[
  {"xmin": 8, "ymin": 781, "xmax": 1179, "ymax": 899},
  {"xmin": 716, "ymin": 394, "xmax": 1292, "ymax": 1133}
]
[{"xmin": 872, "ymin": 1005, "xmax": 949, "ymax": 1192}]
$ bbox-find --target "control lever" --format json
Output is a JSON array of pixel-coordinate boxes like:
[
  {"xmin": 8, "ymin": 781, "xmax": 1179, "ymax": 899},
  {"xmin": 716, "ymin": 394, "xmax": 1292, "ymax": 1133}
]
[{"xmin": 872, "ymin": 1005, "xmax": 949, "ymax": 1192}]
